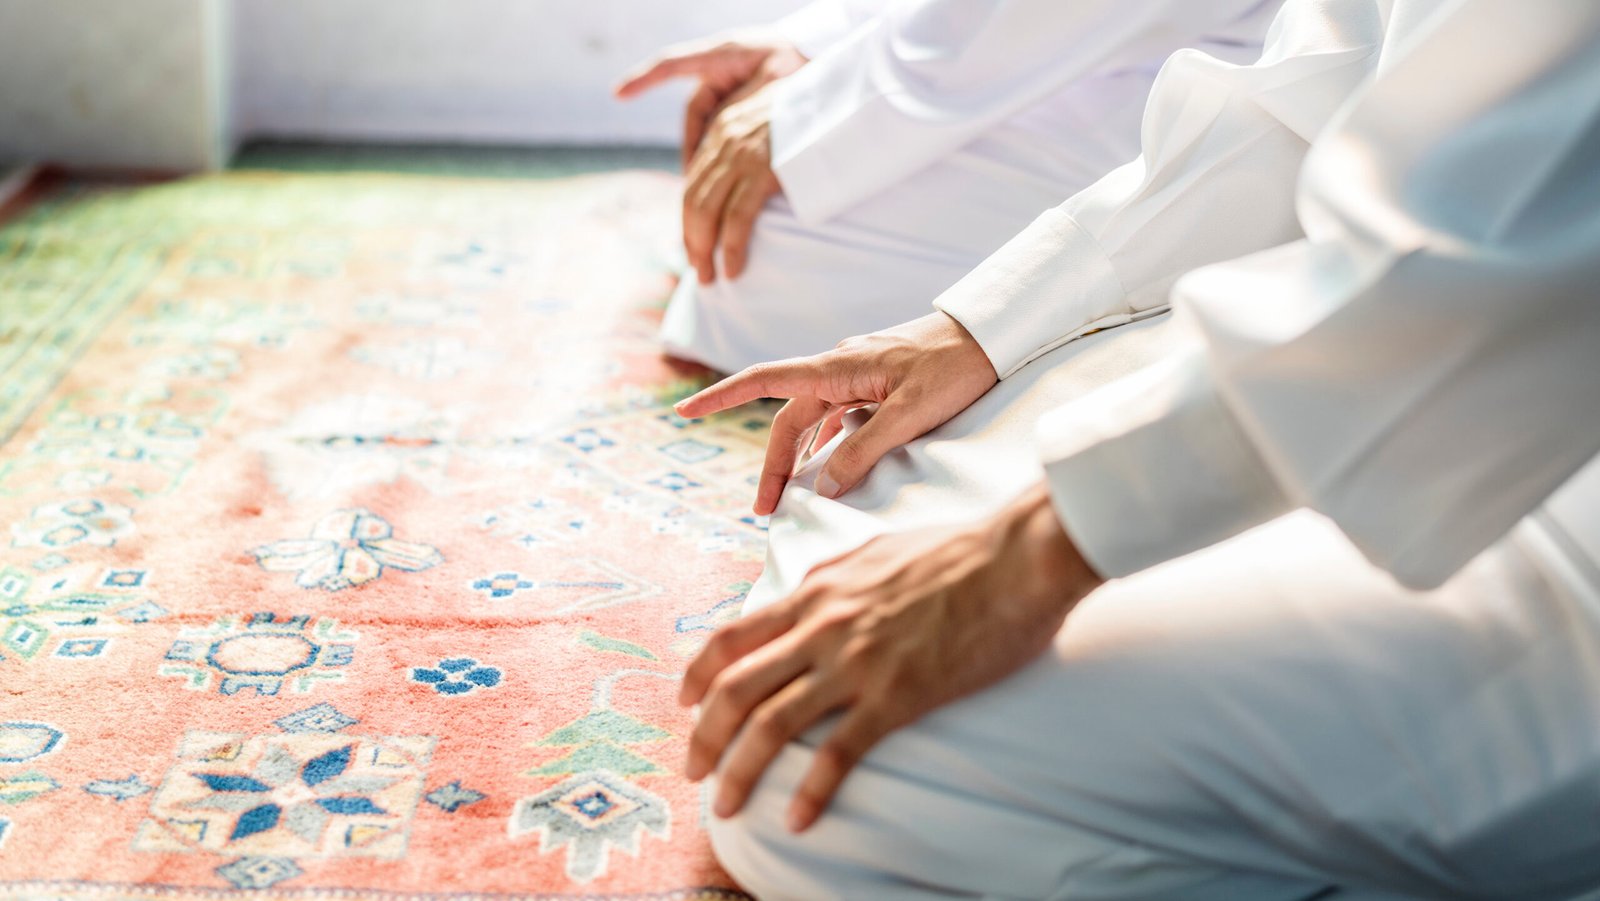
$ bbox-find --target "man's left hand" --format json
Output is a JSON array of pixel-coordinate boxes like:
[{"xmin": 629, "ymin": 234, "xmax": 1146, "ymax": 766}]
[
  {"xmin": 680, "ymin": 482, "xmax": 1104, "ymax": 832},
  {"xmin": 682, "ymin": 83, "xmax": 782, "ymax": 283}
]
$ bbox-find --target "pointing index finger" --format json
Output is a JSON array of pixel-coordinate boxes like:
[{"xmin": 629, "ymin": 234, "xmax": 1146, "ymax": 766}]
[
  {"xmin": 674, "ymin": 359, "xmax": 819, "ymax": 418},
  {"xmin": 614, "ymin": 52, "xmax": 703, "ymax": 98}
]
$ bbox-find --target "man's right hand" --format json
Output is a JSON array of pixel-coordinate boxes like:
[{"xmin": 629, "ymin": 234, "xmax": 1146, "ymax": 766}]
[
  {"xmin": 675, "ymin": 313, "xmax": 1000, "ymax": 514},
  {"xmin": 615, "ymin": 30, "xmax": 808, "ymax": 170}
]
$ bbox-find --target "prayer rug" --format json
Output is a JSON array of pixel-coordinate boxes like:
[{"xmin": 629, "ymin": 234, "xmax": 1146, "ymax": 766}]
[{"xmin": 0, "ymin": 168, "xmax": 764, "ymax": 899}]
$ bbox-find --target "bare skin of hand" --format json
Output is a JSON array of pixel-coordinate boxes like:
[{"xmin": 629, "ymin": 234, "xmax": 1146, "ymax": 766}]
[
  {"xmin": 675, "ymin": 312, "xmax": 999, "ymax": 513},
  {"xmin": 675, "ymin": 84, "xmax": 784, "ymax": 283},
  {"xmin": 614, "ymin": 30, "xmax": 807, "ymax": 169},
  {"xmin": 680, "ymin": 482, "xmax": 1103, "ymax": 832}
]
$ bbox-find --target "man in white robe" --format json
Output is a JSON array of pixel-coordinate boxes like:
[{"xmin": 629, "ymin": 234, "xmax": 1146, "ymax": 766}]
[
  {"xmin": 618, "ymin": 0, "xmax": 1280, "ymax": 372},
  {"xmin": 667, "ymin": 0, "xmax": 1600, "ymax": 895}
]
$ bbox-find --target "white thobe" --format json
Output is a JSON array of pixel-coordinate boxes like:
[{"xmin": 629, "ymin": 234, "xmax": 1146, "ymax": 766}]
[
  {"xmin": 659, "ymin": 0, "xmax": 1279, "ymax": 372},
  {"xmin": 709, "ymin": 0, "xmax": 1600, "ymax": 897}
]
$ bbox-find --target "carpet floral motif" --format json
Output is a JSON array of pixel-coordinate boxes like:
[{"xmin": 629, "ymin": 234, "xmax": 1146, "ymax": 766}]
[
  {"xmin": 135, "ymin": 729, "xmax": 433, "ymax": 860},
  {"xmin": 0, "ymin": 169, "xmax": 762, "ymax": 898},
  {"xmin": 252, "ymin": 508, "xmax": 442, "ymax": 592},
  {"xmin": 160, "ymin": 613, "xmax": 357, "ymax": 696}
]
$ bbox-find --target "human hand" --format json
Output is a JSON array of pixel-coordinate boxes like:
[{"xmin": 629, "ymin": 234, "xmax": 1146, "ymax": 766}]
[
  {"xmin": 675, "ymin": 312, "xmax": 999, "ymax": 513},
  {"xmin": 681, "ymin": 482, "xmax": 1102, "ymax": 831},
  {"xmin": 614, "ymin": 30, "xmax": 807, "ymax": 170},
  {"xmin": 676, "ymin": 83, "xmax": 783, "ymax": 282}
]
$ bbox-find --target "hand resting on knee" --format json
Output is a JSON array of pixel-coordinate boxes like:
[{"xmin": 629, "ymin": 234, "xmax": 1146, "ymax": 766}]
[
  {"xmin": 675, "ymin": 311, "xmax": 999, "ymax": 513},
  {"xmin": 680, "ymin": 482, "xmax": 1102, "ymax": 832},
  {"xmin": 616, "ymin": 30, "xmax": 807, "ymax": 283}
]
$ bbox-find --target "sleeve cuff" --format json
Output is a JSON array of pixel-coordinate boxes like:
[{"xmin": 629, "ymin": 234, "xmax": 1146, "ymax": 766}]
[
  {"xmin": 1037, "ymin": 347, "xmax": 1293, "ymax": 578},
  {"xmin": 935, "ymin": 207, "xmax": 1133, "ymax": 379},
  {"xmin": 768, "ymin": 19, "xmax": 885, "ymax": 226}
]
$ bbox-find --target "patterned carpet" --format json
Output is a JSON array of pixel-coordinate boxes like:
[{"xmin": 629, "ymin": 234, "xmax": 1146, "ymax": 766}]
[{"xmin": 0, "ymin": 166, "xmax": 768, "ymax": 898}]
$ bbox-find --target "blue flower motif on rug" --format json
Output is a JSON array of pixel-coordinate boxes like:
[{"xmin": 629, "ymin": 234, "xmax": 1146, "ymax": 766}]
[
  {"xmin": 471, "ymin": 572, "xmax": 534, "ymax": 599},
  {"xmin": 411, "ymin": 657, "xmax": 501, "ymax": 695},
  {"xmin": 251, "ymin": 508, "xmax": 441, "ymax": 592}
]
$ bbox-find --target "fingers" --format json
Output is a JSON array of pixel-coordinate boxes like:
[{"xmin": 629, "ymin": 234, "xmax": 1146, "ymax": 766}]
[
  {"xmin": 674, "ymin": 358, "xmax": 821, "ymax": 418},
  {"xmin": 614, "ymin": 49, "xmax": 706, "ymax": 98},
  {"xmin": 687, "ymin": 637, "xmax": 812, "ymax": 782},
  {"xmin": 682, "ymin": 149, "xmax": 739, "ymax": 284},
  {"xmin": 810, "ymin": 405, "xmax": 851, "ymax": 456},
  {"xmin": 757, "ymin": 397, "xmax": 830, "ymax": 515},
  {"xmin": 787, "ymin": 704, "xmax": 891, "ymax": 832},
  {"xmin": 712, "ymin": 673, "xmax": 846, "ymax": 818},
  {"xmin": 815, "ymin": 396, "xmax": 926, "ymax": 500},
  {"xmin": 680, "ymin": 602, "xmax": 797, "ymax": 707},
  {"xmin": 720, "ymin": 175, "xmax": 769, "ymax": 280},
  {"xmin": 682, "ymin": 83, "xmax": 718, "ymax": 170}
]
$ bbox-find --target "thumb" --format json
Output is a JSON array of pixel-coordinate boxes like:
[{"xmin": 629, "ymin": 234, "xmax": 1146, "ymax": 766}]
[{"xmin": 814, "ymin": 397, "xmax": 926, "ymax": 500}]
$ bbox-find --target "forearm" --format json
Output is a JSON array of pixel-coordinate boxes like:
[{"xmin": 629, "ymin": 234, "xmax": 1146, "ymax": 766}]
[
  {"xmin": 936, "ymin": 0, "xmax": 1385, "ymax": 377},
  {"xmin": 1034, "ymin": 0, "xmax": 1600, "ymax": 588}
]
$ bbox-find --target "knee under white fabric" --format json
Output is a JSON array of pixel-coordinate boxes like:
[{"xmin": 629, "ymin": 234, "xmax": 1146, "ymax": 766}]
[
  {"xmin": 708, "ymin": 316, "xmax": 1600, "ymax": 900},
  {"xmin": 658, "ymin": 86, "xmax": 1151, "ymax": 373}
]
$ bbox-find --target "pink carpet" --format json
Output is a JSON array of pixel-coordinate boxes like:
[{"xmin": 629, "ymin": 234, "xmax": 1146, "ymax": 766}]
[{"xmin": 0, "ymin": 169, "xmax": 768, "ymax": 898}]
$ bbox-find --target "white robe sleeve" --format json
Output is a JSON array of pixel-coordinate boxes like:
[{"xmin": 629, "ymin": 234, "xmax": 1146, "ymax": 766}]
[
  {"xmin": 1039, "ymin": 0, "xmax": 1600, "ymax": 589},
  {"xmin": 773, "ymin": 0, "xmax": 882, "ymax": 60},
  {"xmin": 769, "ymin": 0, "xmax": 1280, "ymax": 225},
  {"xmin": 935, "ymin": 0, "xmax": 1387, "ymax": 379}
]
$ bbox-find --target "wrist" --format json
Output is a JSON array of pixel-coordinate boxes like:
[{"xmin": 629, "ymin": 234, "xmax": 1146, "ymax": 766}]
[{"xmin": 991, "ymin": 483, "xmax": 1102, "ymax": 614}]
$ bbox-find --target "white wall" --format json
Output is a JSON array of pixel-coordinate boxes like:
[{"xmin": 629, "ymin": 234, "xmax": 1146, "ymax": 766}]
[
  {"xmin": 232, "ymin": 0, "xmax": 805, "ymax": 146},
  {"xmin": 0, "ymin": 0, "xmax": 804, "ymax": 171},
  {"xmin": 0, "ymin": 0, "xmax": 230, "ymax": 171}
]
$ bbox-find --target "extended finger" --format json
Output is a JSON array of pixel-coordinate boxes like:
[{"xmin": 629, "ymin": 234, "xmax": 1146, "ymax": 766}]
[
  {"xmin": 720, "ymin": 176, "xmax": 768, "ymax": 280},
  {"xmin": 815, "ymin": 395, "xmax": 929, "ymax": 500},
  {"xmin": 757, "ymin": 397, "xmax": 830, "ymax": 516},
  {"xmin": 687, "ymin": 635, "xmax": 813, "ymax": 782},
  {"xmin": 674, "ymin": 358, "xmax": 826, "ymax": 418},
  {"xmin": 787, "ymin": 704, "xmax": 893, "ymax": 832},
  {"xmin": 682, "ymin": 83, "xmax": 718, "ymax": 170},
  {"xmin": 681, "ymin": 601, "xmax": 798, "ymax": 707},
  {"xmin": 683, "ymin": 151, "xmax": 738, "ymax": 284},
  {"xmin": 615, "ymin": 49, "xmax": 708, "ymax": 98},
  {"xmin": 713, "ymin": 673, "xmax": 847, "ymax": 818}
]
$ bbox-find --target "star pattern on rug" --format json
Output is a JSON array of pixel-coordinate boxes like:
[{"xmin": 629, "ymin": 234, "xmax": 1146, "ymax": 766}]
[{"xmin": 136, "ymin": 729, "xmax": 435, "ymax": 860}]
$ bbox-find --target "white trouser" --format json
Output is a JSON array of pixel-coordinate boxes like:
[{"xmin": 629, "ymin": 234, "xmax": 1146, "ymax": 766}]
[
  {"xmin": 709, "ymin": 316, "xmax": 1600, "ymax": 900},
  {"xmin": 658, "ymin": 72, "xmax": 1153, "ymax": 373}
]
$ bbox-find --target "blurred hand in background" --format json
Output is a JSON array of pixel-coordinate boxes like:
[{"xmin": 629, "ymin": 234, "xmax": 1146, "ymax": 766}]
[{"xmin": 616, "ymin": 30, "xmax": 807, "ymax": 282}]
